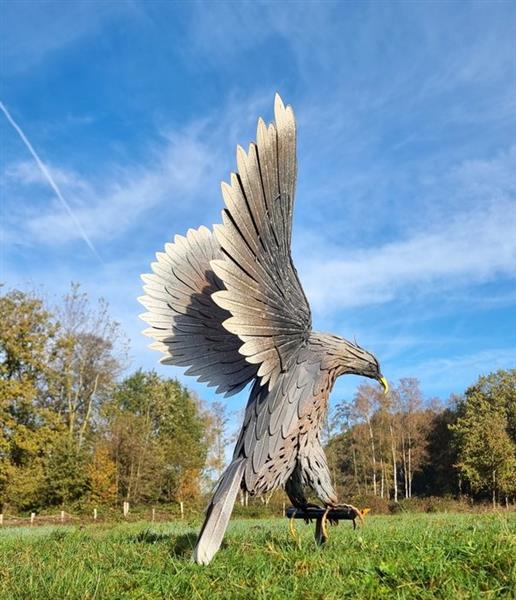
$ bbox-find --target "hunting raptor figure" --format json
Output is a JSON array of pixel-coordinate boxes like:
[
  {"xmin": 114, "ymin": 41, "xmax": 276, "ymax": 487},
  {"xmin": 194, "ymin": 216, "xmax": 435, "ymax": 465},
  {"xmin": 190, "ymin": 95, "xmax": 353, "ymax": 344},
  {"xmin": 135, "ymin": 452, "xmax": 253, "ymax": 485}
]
[{"xmin": 139, "ymin": 94, "xmax": 387, "ymax": 565}]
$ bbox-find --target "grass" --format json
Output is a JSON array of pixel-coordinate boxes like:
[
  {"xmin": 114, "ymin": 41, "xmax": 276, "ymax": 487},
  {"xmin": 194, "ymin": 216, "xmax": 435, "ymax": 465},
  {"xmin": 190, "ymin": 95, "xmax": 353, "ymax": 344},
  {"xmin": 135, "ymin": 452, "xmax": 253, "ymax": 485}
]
[{"xmin": 0, "ymin": 513, "xmax": 514, "ymax": 599}]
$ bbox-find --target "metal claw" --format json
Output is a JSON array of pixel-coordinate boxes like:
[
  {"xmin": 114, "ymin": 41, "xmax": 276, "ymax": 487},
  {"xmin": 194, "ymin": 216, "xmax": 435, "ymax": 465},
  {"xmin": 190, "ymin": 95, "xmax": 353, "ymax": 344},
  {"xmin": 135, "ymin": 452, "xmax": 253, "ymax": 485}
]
[
  {"xmin": 289, "ymin": 514, "xmax": 300, "ymax": 545},
  {"xmin": 314, "ymin": 507, "xmax": 331, "ymax": 546}
]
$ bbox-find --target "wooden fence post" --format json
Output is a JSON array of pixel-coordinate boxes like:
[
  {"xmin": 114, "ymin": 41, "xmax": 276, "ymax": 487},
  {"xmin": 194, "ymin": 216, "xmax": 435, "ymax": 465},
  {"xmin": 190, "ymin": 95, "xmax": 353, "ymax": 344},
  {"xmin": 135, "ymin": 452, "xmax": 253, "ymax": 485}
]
[
  {"xmin": 152, "ymin": 508, "xmax": 155, "ymax": 522},
  {"xmin": 30, "ymin": 512, "xmax": 35, "ymax": 526},
  {"xmin": 0, "ymin": 513, "xmax": 3, "ymax": 526},
  {"xmin": 60, "ymin": 510, "xmax": 65, "ymax": 523},
  {"xmin": 93, "ymin": 508, "xmax": 97, "ymax": 521},
  {"xmin": 180, "ymin": 501, "xmax": 184, "ymax": 520},
  {"xmin": 123, "ymin": 501, "xmax": 129, "ymax": 517},
  {"xmin": 282, "ymin": 502, "xmax": 285, "ymax": 517}
]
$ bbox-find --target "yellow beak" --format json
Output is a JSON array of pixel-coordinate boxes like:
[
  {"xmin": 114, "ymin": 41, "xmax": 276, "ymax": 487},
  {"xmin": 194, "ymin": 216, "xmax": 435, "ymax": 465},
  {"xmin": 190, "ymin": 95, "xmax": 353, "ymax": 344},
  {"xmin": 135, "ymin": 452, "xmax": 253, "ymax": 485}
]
[{"xmin": 380, "ymin": 376, "xmax": 389, "ymax": 395}]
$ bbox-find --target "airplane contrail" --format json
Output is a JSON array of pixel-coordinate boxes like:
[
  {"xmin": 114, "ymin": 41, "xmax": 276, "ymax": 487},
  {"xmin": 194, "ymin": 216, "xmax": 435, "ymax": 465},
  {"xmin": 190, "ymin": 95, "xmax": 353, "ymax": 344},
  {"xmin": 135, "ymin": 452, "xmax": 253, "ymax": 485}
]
[{"xmin": 0, "ymin": 100, "xmax": 102, "ymax": 262}]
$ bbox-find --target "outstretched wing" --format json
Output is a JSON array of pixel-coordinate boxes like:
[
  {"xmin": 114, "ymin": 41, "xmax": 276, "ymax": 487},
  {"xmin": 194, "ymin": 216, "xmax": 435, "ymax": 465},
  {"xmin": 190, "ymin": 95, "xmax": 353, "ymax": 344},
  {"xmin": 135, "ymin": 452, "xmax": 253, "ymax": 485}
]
[
  {"xmin": 211, "ymin": 94, "xmax": 312, "ymax": 390},
  {"xmin": 138, "ymin": 226, "xmax": 259, "ymax": 396}
]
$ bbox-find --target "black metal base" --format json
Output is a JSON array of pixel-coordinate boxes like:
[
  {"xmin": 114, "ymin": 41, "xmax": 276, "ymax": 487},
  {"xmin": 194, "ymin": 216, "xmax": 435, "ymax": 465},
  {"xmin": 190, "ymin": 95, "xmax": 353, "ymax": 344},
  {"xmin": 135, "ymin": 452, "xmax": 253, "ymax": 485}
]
[
  {"xmin": 286, "ymin": 505, "xmax": 361, "ymax": 546},
  {"xmin": 286, "ymin": 505, "xmax": 359, "ymax": 521}
]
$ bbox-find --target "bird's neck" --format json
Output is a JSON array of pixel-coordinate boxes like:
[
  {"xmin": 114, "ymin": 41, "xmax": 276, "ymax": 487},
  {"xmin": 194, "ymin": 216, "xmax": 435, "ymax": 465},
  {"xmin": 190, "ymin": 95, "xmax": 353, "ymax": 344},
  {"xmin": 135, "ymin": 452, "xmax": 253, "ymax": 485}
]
[{"xmin": 309, "ymin": 331, "xmax": 371, "ymax": 377}]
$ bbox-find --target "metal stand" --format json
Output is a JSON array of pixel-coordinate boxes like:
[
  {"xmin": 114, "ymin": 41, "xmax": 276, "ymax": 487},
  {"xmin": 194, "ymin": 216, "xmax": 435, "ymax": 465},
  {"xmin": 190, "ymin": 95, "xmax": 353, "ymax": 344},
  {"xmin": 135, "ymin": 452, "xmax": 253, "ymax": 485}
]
[{"xmin": 286, "ymin": 505, "xmax": 365, "ymax": 545}]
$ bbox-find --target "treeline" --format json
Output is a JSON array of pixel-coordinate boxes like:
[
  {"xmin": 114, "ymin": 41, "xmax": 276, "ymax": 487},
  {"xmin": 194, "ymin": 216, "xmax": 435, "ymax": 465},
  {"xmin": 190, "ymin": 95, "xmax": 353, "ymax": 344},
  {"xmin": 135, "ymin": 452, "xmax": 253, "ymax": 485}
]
[
  {"xmin": 325, "ymin": 372, "xmax": 515, "ymax": 507},
  {"xmin": 0, "ymin": 286, "xmax": 227, "ymax": 512},
  {"xmin": 1, "ymin": 285, "xmax": 514, "ymax": 514}
]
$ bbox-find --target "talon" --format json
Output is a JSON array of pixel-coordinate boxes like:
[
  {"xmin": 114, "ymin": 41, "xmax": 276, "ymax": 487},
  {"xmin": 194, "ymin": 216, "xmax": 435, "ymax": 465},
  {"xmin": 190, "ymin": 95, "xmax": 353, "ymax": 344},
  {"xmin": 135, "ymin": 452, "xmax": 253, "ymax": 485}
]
[
  {"xmin": 347, "ymin": 506, "xmax": 369, "ymax": 529},
  {"xmin": 314, "ymin": 506, "xmax": 331, "ymax": 546},
  {"xmin": 356, "ymin": 507, "xmax": 370, "ymax": 528},
  {"xmin": 289, "ymin": 515, "xmax": 300, "ymax": 544},
  {"xmin": 321, "ymin": 506, "xmax": 330, "ymax": 540}
]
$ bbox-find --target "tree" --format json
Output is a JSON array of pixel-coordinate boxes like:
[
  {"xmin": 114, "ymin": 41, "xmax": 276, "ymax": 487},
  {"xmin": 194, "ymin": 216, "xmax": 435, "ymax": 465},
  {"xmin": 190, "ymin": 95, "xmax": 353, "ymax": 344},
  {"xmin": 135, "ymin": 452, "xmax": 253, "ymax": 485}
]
[
  {"xmin": 105, "ymin": 370, "xmax": 168, "ymax": 503},
  {"xmin": 417, "ymin": 396, "xmax": 460, "ymax": 496},
  {"xmin": 372, "ymin": 395, "xmax": 394, "ymax": 500},
  {"xmin": 396, "ymin": 378, "xmax": 429, "ymax": 498},
  {"xmin": 49, "ymin": 284, "xmax": 128, "ymax": 449},
  {"xmin": 0, "ymin": 285, "xmax": 128, "ymax": 510},
  {"xmin": 42, "ymin": 437, "xmax": 89, "ymax": 507},
  {"xmin": 103, "ymin": 370, "xmax": 208, "ymax": 505},
  {"xmin": 451, "ymin": 370, "xmax": 516, "ymax": 506},
  {"xmin": 0, "ymin": 289, "xmax": 62, "ymax": 510},
  {"xmin": 155, "ymin": 378, "xmax": 207, "ymax": 502},
  {"xmin": 325, "ymin": 429, "xmax": 362, "ymax": 495},
  {"xmin": 353, "ymin": 384, "xmax": 380, "ymax": 495},
  {"xmin": 87, "ymin": 444, "xmax": 117, "ymax": 505},
  {"xmin": 204, "ymin": 401, "xmax": 230, "ymax": 482},
  {"xmin": 329, "ymin": 379, "xmax": 436, "ymax": 501}
]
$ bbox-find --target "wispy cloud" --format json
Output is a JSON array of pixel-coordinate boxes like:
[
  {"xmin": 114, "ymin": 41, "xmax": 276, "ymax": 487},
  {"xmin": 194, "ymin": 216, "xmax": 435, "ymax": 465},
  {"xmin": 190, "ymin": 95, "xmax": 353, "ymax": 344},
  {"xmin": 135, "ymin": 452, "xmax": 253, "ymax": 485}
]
[
  {"xmin": 398, "ymin": 347, "xmax": 516, "ymax": 396},
  {"xmin": 3, "ymin": 93, "xmax": 273, "ymax": 248},
  {"xmin": 24, "ymin": 129, "xmax": 215, "ymax": 245},
  {"xmin": 296, "ymin": 142, "xmax": 516, "ymax": 313},
  {"xmin": 2, "ymin": 121, "xmax": 219, "ymax": 249},
  {"xmin": 5, "ymin": 159, "xmax": 90, "ymax": 191},
  {"xmin": 301, "ymin": 199, "xmax": 516, "ymax": 312},
  {"xmin": 0, "ymin": 101, "xmax": 102, "ymax": 261}
]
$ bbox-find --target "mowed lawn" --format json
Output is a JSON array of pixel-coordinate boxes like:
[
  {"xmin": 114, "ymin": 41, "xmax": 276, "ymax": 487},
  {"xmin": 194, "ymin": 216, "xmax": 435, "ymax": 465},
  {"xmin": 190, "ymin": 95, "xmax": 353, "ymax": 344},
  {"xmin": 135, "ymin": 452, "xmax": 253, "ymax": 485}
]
[{"xmin": 1, "ymin": 513, "xmax": 514, "ymax": 599}]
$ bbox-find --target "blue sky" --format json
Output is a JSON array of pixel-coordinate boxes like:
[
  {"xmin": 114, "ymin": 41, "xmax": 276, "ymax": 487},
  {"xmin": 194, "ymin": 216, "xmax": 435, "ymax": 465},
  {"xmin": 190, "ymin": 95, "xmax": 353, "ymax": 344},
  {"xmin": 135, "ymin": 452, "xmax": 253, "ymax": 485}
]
[{"xmin": 1, "ymin": 0, "xmax": 515, "ymax": 416}]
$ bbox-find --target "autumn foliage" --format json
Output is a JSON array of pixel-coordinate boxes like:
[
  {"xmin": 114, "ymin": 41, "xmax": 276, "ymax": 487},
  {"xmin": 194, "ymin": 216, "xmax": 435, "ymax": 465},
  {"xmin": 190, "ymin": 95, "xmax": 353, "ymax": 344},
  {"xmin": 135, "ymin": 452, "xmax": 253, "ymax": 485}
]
[{"xmin": 1, "ymin": 286, "xmax": 514, "ymax": 513}]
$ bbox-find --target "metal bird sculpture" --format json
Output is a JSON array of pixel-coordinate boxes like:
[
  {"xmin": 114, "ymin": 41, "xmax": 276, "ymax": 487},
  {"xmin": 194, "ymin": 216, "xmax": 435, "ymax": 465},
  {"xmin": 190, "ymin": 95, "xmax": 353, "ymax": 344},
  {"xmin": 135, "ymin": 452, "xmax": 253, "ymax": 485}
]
[{"xmin": 139, "ymin": 94, "xmax": 387, "ymax": 565}]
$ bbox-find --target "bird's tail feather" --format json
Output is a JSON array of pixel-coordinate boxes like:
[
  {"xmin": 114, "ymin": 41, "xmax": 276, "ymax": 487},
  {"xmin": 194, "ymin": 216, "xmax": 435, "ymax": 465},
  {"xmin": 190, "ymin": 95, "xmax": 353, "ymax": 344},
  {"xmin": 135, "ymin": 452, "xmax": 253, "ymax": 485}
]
[{"xmin": 193, "ymin": 458, "xmax": 246, "ymax": 565}]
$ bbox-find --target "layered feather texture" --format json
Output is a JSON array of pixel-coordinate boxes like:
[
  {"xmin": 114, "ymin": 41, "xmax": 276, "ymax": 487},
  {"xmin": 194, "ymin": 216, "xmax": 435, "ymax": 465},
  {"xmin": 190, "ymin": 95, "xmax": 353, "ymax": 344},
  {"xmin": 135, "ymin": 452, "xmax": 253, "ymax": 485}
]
[
  {"xmin": 232, "ymin": 342, "xmax": 332, "ymax": 495},
  {"xmin": 192, "ymin": 458, "xmax": 246, "ymax": 565},
  {"xmin": 138, "ymin": 95, "xmax": 378, "ymax": 566},
  {"xmin": 211, "ymin": 94, "xmax": 312, "ymax": 390},
  {"xmin": 139, "ymin": 225, "xmax": 258, "ymax": 396}
]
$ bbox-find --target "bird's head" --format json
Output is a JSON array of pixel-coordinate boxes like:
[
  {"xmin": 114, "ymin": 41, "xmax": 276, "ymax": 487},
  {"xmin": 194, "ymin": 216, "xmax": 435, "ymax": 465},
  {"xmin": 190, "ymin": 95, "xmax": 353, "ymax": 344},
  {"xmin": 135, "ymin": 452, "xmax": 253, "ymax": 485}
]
[{"xmin": 321, "ymin": 334, "xmax": 388, "ymax": 394}]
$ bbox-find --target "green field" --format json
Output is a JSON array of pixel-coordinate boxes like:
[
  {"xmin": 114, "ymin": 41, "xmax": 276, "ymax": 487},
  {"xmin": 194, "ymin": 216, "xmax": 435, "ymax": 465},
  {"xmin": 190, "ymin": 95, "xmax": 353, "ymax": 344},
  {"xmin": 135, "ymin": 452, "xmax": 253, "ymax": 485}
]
[{"xmin": 1, "ymin": 513, "xmax": 514, "ymax": 599}]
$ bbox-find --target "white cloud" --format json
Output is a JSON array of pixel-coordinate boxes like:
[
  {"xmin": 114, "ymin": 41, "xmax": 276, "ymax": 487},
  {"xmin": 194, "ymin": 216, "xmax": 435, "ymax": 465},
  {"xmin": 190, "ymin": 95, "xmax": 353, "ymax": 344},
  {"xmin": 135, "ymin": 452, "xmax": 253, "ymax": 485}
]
[
  {"xmin": 5, "ymin": 160, "xmax": 90, "ymax": 192},
  {"xmin": 295, "ymin": 143, "xmax": 516, "ymax": 312},
  {"xmin": 3, "ymin": 121, "xmax": 226, "ymax": 248},
  {"xmin": 400, "ymin": 348, "xmax": 516, "ymax": 395},
  {"xmin": 300, "ymin": 199, "xmax": 516, "ymax": 312},
  {"xmin": 24, "ymin": 129, "xmax": 215, "ymax": 244},
  {"xmin": 2, "ymin": 92, "xmax": 279, "ymax": 248}
]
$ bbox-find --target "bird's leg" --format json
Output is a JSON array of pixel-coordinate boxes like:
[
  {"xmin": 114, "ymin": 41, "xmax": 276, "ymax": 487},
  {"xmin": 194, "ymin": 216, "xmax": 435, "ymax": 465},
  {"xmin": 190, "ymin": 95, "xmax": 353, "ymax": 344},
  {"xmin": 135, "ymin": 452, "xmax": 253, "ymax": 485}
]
[
  {"xmin": 285, "ymin": 464, "xmax": 318, "ymax": 544},
  {"xmin": 353, "ymin": 507, "xmax": 371, "ymax": 529}
]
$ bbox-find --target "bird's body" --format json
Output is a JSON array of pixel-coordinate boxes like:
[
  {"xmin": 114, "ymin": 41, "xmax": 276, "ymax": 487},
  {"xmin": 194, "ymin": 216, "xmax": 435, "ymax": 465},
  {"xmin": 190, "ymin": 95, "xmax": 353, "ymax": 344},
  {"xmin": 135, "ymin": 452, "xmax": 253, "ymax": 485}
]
[
  {"xmin": 233, "ymin": 331, "xmax": 378, "ymax": 503},
  {"xmin": 234, "ymin": 334, "xmax": 337, "ymax": 501},
  {"xmin": 140, "ymin": 95, "xmax": 385, "ymax": 564}
]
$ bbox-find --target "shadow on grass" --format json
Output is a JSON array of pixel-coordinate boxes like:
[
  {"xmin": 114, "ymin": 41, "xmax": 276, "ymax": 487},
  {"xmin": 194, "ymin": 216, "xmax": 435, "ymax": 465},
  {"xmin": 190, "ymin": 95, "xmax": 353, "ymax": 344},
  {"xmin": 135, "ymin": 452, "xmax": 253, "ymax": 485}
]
[
  {"xmin": 131, "ymin": 529, "xmax": 199, "ymax": 558},
  {"xmin": 170, "ymin": 532, "xmax": 198, "ymax": 558},
  {"xmin": 132, "ymin": 529, "xmax": 172, "ymax": 544}
]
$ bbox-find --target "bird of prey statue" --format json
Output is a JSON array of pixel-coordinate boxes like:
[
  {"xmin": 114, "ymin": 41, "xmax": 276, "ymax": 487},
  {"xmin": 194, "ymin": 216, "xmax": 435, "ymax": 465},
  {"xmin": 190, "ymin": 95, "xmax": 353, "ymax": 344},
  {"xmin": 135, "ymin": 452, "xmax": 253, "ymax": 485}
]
[{"xmin": 139, "ymin": 94, "xmax": 387, "ymax": 565}]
